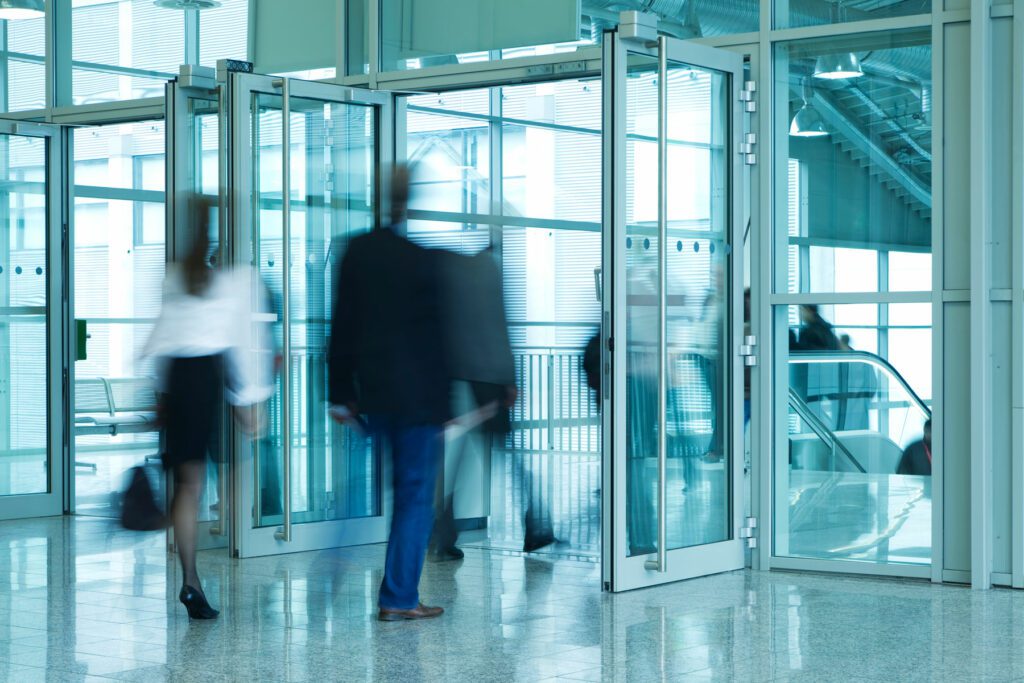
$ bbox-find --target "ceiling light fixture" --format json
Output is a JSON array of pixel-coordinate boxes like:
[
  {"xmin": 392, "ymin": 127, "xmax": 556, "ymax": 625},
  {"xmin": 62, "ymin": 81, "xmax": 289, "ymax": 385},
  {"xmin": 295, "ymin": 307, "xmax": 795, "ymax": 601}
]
[
  {"xmin": 813, "ymin": 51, "xmax": 864, "ymax": 80},
  {"xmin": 790, "ymin": 80, "xmax": 829, "ymax": 138},
  {"xmin": 0, "ymin": 0, "xmax": 43, "ymax": 21}
]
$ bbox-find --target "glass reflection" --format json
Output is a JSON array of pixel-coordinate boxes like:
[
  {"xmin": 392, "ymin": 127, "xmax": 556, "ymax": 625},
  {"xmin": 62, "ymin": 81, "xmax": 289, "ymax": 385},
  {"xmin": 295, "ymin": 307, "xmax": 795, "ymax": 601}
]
[
  {"xmin": 625, "ymin": 57, "xmax": 730, "ymax": 557},
  {"xmin": 777, "ymin": 30, "xmax": 932, "ymax": 295},
  {"xmin": 252, "ymin": 95, "xmax": 380, "ymax": 528},
  {"xmin": 780, "ymin": 304, "xmax": 932, "ymax": 565},
  {"xmin": 0, "ymin": 135, "xmax": 48, "ymax": 497}
]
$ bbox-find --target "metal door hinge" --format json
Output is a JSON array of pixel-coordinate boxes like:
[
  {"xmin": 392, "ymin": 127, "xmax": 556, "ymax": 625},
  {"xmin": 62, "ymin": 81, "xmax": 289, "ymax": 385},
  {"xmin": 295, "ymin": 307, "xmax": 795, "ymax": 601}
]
[
  {"xmin": 739, "ymin": 335, "xmax": 757, "ymax": 367},
  {"xmin": 740, "ymin": 516, "xmax": 758, "ymax": 548},
  {"xmin": 739, "ymin": 132, "xmax": 757, "ymax": 166},
  {"xmin": 739, "ymin": 80, "xmax": 757, "ymax": 113}
]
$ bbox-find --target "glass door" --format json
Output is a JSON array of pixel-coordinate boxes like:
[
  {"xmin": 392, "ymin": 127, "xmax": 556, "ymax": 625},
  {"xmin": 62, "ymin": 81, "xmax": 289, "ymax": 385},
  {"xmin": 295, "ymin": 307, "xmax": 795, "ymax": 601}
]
[
  {"xmin": 0, "ymin": 122, "xmax": 65, "ymax": 520},
  {"xmin": 166, "ymin": 79, "xmax": 229, "ymax": 549},
  {"xmin": 602, "ymin": 33, "xmax": 746, "ymax": 590},
  {"xmin": 230, "ymin": 73, "xmax": 392, "ymax": 557}
]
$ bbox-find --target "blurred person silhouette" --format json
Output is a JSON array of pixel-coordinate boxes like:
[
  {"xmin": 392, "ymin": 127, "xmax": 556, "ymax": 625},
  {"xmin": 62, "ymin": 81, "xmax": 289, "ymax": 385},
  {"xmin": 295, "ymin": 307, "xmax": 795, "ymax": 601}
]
[
  {"xmin": 431, "ymin": 246, "xmax": 553, "ymax": 558},
  {"xmin": 143, "ymin": 197, "xmax": 273, "ymax": 620},
  {"xmin": 834, "ymin": 334, "xmax": 877, "ymax": 431},
  {"xmin": 794, "ymin": 304, "xmax": 840, "ymax": 351},
  {"xmin": 897, "ymin": 419, "xmax": 932, "ymax": 476},
  {"xmin": 328, "ymin": 164, "xmax": 451, "ymax": 621}
]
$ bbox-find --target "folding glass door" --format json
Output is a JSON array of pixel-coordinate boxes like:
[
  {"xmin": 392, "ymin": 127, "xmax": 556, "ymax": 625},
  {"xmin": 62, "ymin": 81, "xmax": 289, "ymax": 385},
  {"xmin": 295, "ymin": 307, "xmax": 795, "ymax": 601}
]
[
  {"xmin": 0, "ymin": 122, "xmax": 64, "ymax": 520},
  {"xmin": 602, "ymin": 33, "xmax": 747, "ymax": 591},
  {"xmin": 229, "ymin": 74, "xmax": 392, "ymax": 557}
]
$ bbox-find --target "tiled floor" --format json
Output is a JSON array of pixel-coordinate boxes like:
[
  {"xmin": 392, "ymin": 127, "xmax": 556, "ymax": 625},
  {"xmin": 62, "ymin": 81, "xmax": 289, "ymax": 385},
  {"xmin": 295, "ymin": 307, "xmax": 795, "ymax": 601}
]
[{"xmin": 2, "ymin": 517, "xmax": 1024, "ymax": 682}]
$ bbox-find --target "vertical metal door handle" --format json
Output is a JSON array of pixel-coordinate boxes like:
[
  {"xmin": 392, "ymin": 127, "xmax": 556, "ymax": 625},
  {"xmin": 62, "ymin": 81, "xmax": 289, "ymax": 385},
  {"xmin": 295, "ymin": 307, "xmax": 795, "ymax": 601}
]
[
  {"xmin": 645, "ymin": 36, "xmax": 669, "ymax": 574},
  {"xmin": 274, "ymin": 77, "xmax": 293, "ymax": 543}
]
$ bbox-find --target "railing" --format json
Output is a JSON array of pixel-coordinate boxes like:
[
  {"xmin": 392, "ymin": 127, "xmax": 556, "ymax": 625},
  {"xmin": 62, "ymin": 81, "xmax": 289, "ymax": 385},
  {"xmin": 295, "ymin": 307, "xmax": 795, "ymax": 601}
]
[
  {"xmin": 788, "ymin": 350, "xmax": 932, "ymax": 420},
  {"xmin": 507, "ymin": 347, "xmax": 601, "ymax": 456},
  {"xmin": 788, "ymin": 387, "xmax": 865, "ymax": 473}
]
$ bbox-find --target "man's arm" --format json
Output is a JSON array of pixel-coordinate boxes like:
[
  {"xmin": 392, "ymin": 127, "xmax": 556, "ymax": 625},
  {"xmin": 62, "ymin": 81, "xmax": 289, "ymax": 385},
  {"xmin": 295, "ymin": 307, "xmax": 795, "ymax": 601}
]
[{"xmin": 328, "ymin": 242, "xmax": 359, "ymax": 409}]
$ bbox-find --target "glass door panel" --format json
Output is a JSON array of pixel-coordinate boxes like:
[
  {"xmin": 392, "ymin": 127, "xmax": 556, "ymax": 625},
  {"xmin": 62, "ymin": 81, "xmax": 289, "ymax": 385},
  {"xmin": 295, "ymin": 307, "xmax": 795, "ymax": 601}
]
[
  {"xmin": 0, "ymin": 124, "xmax": 63, "ymax": 520},
  {"xmin": 604, "ymin": 34, "xmax": 745, "ymax": 590},
  {"xmin": 232, "ymin": 74, "xmax": 391, "ymax": 557},
  {"xmin": 165, "ymin": 81, "xmax": 228, "ymax": 549}
]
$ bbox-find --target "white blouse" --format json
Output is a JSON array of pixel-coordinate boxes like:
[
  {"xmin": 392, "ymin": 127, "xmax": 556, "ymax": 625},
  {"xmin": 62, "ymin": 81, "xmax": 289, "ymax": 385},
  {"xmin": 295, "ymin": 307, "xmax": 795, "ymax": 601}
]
[{"xmin": 143, "ymin": 264, "xmax": 275, "ymax": 406}]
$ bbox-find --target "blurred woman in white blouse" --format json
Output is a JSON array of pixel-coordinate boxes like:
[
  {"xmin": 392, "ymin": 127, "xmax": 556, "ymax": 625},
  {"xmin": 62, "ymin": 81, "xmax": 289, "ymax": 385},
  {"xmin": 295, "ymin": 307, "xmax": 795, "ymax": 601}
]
[{"xmin": 143, "ymin": 197, "xmax": 273, "ymax": 620}]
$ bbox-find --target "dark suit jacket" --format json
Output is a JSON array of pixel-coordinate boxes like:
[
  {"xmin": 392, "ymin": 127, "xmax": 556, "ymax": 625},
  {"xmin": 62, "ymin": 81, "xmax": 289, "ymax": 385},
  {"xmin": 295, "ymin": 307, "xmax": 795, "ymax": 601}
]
[
  {"xmin": 328, "ymin": 227, "xmax": 451, "ymax": 426},
  {"xmin": 896, "ymin": 440, "xmax": 931, "ymax": 476}
]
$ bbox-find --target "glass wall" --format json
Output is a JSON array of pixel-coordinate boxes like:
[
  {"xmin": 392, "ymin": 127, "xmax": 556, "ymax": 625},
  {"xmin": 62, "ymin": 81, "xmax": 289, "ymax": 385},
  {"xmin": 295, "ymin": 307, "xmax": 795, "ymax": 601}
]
[
  {"xmin": 0, "ymin": 11, "xmax": 45, "ymax": 112},
  {"xmin": 0, "ymin": 1, "xmax": 251, "ymax": 110},
  {"xmin": 0, "ymin": 134, "xmax": 49, "ymax": 498},
  {"xmin": 72, "ymin": 122, "xmax": 165, "ymax": 517},
  {"xmin": 198, "ymin": 0, "xmax": 248, "ymax": 67},
  {"xmin": 773, "ymin": 29, "xmax": 933, "ymax": 567}
]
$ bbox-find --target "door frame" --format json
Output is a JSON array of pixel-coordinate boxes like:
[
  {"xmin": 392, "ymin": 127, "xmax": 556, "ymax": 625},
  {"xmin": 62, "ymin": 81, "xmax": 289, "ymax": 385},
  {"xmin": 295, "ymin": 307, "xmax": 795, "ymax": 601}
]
[
  {"xmin": 0, "ymin": 120, "xmax": 67, "ymax": 520},
  {"xmin": 228, "ymin": 72, "xmax": 395, "ymax": 558},
  {"xmin": 601, "ymin": 32, "xmax": 748, "ymax": 591},
  {"xmin": 165, "ymin": 79, "xmax": 230, "ymax": 551}
]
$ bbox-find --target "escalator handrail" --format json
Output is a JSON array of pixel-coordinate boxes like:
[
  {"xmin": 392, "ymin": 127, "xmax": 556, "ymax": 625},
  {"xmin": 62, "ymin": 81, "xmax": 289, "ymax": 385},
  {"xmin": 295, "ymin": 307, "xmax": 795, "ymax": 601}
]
[
  {"xmin": 788, "ymin": 387, "xmax": 867, "ymax": 474},
  {"xmin": 788, "ymin": 350, "xmax": 932, "ymax": 420}
]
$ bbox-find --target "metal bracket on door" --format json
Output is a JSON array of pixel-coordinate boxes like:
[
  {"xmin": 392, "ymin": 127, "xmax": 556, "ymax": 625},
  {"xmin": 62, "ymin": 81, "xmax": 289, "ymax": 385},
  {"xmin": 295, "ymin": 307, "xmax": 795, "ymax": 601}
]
[
  {"xmin": 739, "ymin": 80, "xmax": 757, "ymax": 113},
  {"xmin": 740, "ymin": 516, "xmax": 758, "ymax": 548},
  {"xmin": 739, "ymin": 335, "xmax": 758, "ymax": 367},
  {"xmin": 739, "ymin": 133, "xmax": 757, "ymax": 166}
]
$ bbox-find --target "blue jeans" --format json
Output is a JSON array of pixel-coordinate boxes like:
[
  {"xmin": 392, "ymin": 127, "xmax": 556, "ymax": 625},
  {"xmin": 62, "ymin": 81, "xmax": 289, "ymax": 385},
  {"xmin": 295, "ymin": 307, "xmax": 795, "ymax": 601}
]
[{"xmin": 371, "ymin": 419, "xmax": 442, "ymax": 610}]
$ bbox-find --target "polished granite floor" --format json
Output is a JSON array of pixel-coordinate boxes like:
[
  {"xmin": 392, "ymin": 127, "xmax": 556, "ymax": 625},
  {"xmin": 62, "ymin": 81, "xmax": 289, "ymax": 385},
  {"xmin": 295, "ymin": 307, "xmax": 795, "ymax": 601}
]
[{"xmin": 2, "ymin": 517, "xmax": 1024, "ymax": 682}]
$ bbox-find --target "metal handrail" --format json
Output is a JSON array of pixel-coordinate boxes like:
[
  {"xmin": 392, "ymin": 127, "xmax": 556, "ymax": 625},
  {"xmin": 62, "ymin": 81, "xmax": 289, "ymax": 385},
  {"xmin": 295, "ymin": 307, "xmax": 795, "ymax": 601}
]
[
  {"xmin": 788, "ymin": 387, "xmax": 866, "ymax": 474},
  {"xmin": 789, "ymin": 350, "xmax": 932, "ymax": 420}
]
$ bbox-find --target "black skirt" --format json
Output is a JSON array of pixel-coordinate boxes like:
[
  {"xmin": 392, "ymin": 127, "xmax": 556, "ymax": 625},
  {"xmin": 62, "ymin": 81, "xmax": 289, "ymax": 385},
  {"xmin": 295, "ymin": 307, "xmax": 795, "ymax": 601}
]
[{"xmin": 161, "ymin": 354, "xmax": 224, "ymax": 469}]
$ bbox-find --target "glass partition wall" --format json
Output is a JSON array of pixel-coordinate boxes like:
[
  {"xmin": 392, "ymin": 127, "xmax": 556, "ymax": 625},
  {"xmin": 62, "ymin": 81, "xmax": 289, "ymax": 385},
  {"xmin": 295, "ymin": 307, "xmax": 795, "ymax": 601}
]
[
  {"xmin": 772, "ymin": 29, "xmax": 933, "ymax": 573},
  {"xmin": 71, "ymin": 122, "xmax": 166, "ymax": 518}
]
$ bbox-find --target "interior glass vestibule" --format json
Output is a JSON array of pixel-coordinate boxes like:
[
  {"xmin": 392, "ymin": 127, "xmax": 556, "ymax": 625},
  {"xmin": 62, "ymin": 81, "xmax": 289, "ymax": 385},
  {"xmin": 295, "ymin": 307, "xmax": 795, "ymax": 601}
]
[{"xmin": 153, "ymin": 28, "xmax": 751, "ymax": 593}]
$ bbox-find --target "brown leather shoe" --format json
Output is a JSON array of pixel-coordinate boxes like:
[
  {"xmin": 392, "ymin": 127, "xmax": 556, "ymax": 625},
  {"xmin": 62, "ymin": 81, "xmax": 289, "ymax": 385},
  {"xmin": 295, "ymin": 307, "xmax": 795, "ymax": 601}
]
[{"xmin": 378, "ymin": 603, "xmax": 444, "ymax": 622}]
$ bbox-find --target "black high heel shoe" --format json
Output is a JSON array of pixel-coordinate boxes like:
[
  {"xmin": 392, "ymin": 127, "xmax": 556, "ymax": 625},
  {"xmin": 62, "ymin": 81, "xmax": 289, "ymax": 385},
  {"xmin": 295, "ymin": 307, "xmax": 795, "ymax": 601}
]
[{"xmin": 179, "ymin": 585, "xmax": 219, "ymax": 620}]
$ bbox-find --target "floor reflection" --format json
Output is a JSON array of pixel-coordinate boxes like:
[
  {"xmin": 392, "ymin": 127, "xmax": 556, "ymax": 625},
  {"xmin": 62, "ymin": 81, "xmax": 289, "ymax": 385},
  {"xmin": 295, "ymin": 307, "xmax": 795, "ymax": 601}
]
[{"xmin": 0, "ymin": 516, "xmax": 1022, "ymax": 681}]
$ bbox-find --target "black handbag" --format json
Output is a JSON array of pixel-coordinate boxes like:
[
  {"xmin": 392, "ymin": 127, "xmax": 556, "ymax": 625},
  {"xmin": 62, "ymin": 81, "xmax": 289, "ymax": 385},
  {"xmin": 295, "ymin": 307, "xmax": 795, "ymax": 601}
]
[{"xmin": 120, "ymin": 465, "xmax": 167, "ymax": 531}]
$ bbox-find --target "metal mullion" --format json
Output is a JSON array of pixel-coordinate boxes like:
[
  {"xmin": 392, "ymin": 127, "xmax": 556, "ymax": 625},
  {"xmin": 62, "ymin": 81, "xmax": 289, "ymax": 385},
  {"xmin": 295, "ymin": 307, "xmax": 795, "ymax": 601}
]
[
  {"xmin": 184, "ymin": 8, "xmax": 200, "ymax": 66},
  {"xmin": 69, "ymin": 60, "xmax": 175, "ymax": 80},
  {"xmin": 970, "ymin": 0, "xmax": 994, "ymax": 591},
  {"xmin": 766, "ymin": 13, "xmax": 932, "ymax": 43},
  {"xmin": 407, "ymin": 104, "xmax": 602, "ymax": 138},
  {"xmin": 407, "ymin": 208, "xmax": 598, "ymax": 233},
  {"xmin": 74, "ymin": 185, "xmax": 164, "ymax": 203},
  {"xmin": 55, "ymin": 125, "xmax": 69, "ymax": 514},
  {"xmin": 1012, "ymin": 0, "xmax": 1024, "ymax": 589},
  {"xmin": 489, "ymin": 86, "xmax": 502, "ymax": 255},
  {"xmin": 757, "ymin": 0, "xmax": 774, "ymax": 572},
  {"xmin": 770, "ymin": 292, "xmax": 932, "ymax": 305},
  {"xmin": 368, "ymin": 0, "xmax": 379, "ymax": 89}
]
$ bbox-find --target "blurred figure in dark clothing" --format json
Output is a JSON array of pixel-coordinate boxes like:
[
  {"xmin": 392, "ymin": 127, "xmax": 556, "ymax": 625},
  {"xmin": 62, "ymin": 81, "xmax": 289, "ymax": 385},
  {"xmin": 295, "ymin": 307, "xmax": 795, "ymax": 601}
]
[
  {"xmin": 897, "ymin": 419, "xmax": 932, "ymax": 476},
  {"xmin": 432, "ymin": 247, "xmax": 555, "ymax": 556},
  {"xmin": 794, "ymin": 304, "xmax": 840, "ymax": 351},
  {"xmin": 328, "ymin": 165, "xmax": 449, "ymax": 622}
]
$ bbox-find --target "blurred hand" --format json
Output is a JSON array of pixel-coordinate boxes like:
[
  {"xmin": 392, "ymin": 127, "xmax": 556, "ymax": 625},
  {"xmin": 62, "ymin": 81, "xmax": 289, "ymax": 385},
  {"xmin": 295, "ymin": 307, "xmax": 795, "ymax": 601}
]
[
  {"xmin": 504, "ymin": 385, "xmax": 518, "ymax": 408},
  {"xmin": 329, "ymin": 403, "xmax": 360, "ymax": 425}
]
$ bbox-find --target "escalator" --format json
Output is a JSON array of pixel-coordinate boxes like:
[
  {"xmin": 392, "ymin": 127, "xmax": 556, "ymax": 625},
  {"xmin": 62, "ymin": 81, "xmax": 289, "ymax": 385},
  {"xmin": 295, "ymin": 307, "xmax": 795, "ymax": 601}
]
[
  {"xmin": 780, "ymin": 351, "xmax": 932, "ymax": 565},
  {"xmin": 788, "ymin": 350, "xmax": 931, "ymax": 474}
]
